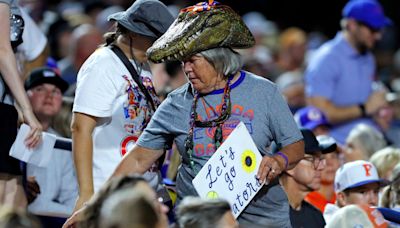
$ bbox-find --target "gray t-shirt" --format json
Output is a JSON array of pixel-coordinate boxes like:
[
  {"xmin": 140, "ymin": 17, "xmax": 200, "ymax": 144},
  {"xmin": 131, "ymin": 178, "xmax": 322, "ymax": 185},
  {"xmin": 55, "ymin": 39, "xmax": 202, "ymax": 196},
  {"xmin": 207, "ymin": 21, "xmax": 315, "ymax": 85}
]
[{"xmin": 137, "ymin": 71, "xmax": 302, "ymax": 227}]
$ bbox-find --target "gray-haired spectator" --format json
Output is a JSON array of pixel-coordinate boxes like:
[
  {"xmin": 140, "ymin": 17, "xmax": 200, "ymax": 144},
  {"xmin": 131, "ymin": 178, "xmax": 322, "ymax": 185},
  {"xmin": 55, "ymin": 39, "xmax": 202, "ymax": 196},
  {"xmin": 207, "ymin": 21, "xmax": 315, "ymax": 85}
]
[
  {"xmin": 276, "ymin": 71, "xmax": 305, "ymax": 114},
  {"xmin": 345, "ymin": 123, "xmax": 387, "ymax": 162}
]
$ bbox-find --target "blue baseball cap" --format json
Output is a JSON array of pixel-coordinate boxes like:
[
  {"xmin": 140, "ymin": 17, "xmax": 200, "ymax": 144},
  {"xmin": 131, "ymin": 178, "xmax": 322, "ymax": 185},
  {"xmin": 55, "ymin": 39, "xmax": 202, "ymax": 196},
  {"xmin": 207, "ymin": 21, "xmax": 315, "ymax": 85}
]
[
  {"xmin": 342, "ymin": 0, "xmax": 392, "ymax": 30},
  {"xmin": 294, "ymin": 106, "xmax": 331, "ymax": 130}
]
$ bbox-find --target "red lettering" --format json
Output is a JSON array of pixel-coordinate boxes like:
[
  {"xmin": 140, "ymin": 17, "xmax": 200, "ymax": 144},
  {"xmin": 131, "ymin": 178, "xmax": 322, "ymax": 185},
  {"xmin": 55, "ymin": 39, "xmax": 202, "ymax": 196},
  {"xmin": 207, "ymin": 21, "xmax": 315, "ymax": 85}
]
[
  {"xmin": 243, "ymin": 109, "xmax": 254, "ymax": 121},
  {"xmin": 195, "ymin": 144, "xmax": 205, "ymax": 156},
  {"xmin": 121, "ymin": 136, "xmax": 138, "ymax": 156},
  {"xmin": 206, "ymin": 143, "xmax": 215, "ymax": 156},
  {"xmin": 232, "ymin": 104, "xmax": 244, "ymax": 116},
  {"xmin": 362, "ymin": 164, "xmax": 372, "ymax": 176}
]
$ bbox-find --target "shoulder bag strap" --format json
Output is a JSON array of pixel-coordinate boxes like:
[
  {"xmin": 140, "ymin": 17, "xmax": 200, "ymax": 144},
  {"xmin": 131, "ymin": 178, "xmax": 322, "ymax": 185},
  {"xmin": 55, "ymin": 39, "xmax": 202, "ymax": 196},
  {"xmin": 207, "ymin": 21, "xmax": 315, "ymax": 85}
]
[
  {"xmin": 109, "ymin": 45, "xmax": 156, "ymax": 112},
  {"xmin": 0, "ymin": 76, "xmax": 9, "ymax": 103}
]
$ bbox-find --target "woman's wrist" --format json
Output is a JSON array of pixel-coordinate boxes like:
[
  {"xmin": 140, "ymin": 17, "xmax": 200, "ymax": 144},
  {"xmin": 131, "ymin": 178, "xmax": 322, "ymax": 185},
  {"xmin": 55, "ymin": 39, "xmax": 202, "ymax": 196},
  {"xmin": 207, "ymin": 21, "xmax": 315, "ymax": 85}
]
[{"xmin": 274, "ymin": 151, "xmax": 289, "ymax": 171}]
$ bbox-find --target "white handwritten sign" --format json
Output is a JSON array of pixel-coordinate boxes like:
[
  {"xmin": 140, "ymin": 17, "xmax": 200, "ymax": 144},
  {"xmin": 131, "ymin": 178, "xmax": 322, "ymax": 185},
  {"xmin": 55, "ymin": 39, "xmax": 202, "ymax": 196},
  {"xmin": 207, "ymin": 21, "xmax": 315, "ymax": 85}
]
[{"xmin": 192, "ymin": 121, "xmax": 263, "ymax": 218}]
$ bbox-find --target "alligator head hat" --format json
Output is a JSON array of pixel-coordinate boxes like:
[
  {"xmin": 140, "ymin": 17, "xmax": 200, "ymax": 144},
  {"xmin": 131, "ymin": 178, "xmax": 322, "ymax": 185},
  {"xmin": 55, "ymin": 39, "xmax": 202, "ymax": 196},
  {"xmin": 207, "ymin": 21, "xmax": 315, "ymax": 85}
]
[{"xmin": 146, "ymin": 0, "xmax": 255, "ymax": 63}]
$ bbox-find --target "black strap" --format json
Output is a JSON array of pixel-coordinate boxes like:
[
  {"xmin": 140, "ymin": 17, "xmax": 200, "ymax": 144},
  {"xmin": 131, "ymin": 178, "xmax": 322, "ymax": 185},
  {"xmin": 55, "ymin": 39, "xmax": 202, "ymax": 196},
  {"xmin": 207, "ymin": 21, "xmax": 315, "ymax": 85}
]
[
  {"xmin": 110, "ymin": 45, "xmax": 156, "ymax": 112},
  {"xmin": 0, "ymin": 75, "xmax": 10, "ymax": 103}
]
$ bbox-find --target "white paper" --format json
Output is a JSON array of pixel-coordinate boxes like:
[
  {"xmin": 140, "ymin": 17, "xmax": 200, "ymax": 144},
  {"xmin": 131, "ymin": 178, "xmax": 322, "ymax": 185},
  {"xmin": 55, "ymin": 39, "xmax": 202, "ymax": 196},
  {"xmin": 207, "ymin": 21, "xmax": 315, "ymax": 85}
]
[
  {"xmin": 192, "ymin": 121, "xmax": 263, "ymax": 218},
  {"xmin": 9, "ymin": 124, "xmax": 56, "ymax": 167}
]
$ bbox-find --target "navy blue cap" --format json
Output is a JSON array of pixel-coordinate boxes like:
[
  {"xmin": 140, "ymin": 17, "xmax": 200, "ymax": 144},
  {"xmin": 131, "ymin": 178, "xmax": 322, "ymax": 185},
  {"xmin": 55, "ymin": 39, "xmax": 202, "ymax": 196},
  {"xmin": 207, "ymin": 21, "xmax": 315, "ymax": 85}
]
[
  {"xmin": 343, "ymin": 0, "xmax": 392, "ymax": 30},
  {"xmin": 301, "ymin": 129, "xmax": 336, "ymax": 154},
  {"xmin": 25, "ymin": 67, "xmax": 69, "ymax": 93}
]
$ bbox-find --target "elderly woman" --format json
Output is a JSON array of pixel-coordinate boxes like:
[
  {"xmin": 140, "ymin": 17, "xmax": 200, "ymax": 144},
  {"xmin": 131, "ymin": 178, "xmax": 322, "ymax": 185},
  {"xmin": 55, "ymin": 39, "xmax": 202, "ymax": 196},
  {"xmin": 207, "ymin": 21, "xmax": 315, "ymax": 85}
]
[{"xmin": 111, "ymin": 2, "xmax": 304, "ymax": 226}]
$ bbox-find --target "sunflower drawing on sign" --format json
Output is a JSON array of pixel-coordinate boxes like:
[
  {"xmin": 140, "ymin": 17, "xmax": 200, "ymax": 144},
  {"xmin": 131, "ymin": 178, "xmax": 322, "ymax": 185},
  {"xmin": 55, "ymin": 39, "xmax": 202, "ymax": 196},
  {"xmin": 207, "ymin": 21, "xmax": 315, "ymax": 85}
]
[{"xmin": 242, "ymin": 149, "xmax": 256, "ymax": 173}]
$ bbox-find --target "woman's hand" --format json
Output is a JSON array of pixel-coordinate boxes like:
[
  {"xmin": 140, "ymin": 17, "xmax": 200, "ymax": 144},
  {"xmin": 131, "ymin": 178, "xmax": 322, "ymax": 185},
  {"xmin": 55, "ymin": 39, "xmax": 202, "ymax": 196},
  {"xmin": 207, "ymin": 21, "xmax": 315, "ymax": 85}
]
[
  {"xmin": 257, "ymin": 155, "xmax": 283, "ymax": 185},
  {"xmin": 72, "ymin": 194, "xmax": 91, "ymax": 213},
  {"xmin": 22, "ymin": 108, "xmax": 42, "ymax": 148},
  {"xmin": 62, "ymin": 205, "xmax": 86, "ymax": 228}
]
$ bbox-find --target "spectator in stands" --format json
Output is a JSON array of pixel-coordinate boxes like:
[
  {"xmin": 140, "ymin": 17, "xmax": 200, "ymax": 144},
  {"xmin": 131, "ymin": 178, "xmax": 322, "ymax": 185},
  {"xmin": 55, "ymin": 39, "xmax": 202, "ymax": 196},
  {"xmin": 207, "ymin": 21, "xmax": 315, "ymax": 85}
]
[
  {"xmin": 58, "ymin": 24, "xmax": 103, "ymax": 87},
  {"xmin": 294, "ymin": 106, "xmax": 331, "ymax": 136},
  {"xmin": 65, "ymin": 175, "xmax": 168, "ymax": 228},
  {"xmin": 370, "ymin": 147, "xmax": 400, "ymax": 180},
  {"xmin": 294, "ymin": 107, "xmax": 342, "ymax": 212},
  {"xmin": 380, "ymin": 163, "xmax": 400, "ymax": 209},
  {"xmin": 99, "ymin": 189, "xmax": 168, "ymax": 228},
  {"xmin": 345, "ymin": 123, "xmax": 387, "ymax": 161},
  {"xmin": 25, "ymin": 67, "xmax": 68, "ymax": 135},
  {"xmin": 280, "ymin": 129, "xmax": 336, "ymax": 228},
  {"xmin": 305, "ymin": 135, "xmax": 341, "ymax": 212},
  {"xmin": 175, "ymin": 197, "xmax": 238, "ymax": 228},
  {"xmin": 24, "ymin": 67, "xmax": 78, "ymax": 218},
  {"xmin": 305, "ymin": 0, "xmax": 391, "ymax": 145},
  {"xmin": 276, "ymin": 71, "xmax": 306, "ymax": 114},
  {"xmin": 276, "ymin": 27, "xmax": 307, "ymax": 73},
  {"xmin": 52, "ymin": 96, "xmax": 74, "ymax": 138},
  {"xmin": 324, "ymin": 160, "xmax": 389, "ymax": 222}
]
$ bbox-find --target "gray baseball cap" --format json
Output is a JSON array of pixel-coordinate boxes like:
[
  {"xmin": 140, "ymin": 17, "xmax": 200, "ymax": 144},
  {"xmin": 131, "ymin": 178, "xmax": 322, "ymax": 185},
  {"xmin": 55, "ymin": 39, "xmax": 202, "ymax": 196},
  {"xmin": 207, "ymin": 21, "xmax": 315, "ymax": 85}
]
[{"xmin": 108, "ymin": 0, "xmax": 174, "ymax": 39}]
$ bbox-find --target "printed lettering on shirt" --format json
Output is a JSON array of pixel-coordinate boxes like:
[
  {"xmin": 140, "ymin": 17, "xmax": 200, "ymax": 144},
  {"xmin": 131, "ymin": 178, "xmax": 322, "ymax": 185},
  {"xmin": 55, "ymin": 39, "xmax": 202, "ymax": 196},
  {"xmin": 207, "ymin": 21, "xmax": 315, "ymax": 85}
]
[{"xmin": 193, "ymin": 104, "xmax": 254, "ymax": 157}]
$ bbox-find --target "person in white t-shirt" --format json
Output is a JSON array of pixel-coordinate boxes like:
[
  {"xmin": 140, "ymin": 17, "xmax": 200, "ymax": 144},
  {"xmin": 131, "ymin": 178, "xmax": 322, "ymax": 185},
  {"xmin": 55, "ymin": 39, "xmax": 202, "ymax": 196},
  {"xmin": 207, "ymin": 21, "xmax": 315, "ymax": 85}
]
[{"xmin": 71, "ymin": 0, "xmax": 174, "ymax": 212}]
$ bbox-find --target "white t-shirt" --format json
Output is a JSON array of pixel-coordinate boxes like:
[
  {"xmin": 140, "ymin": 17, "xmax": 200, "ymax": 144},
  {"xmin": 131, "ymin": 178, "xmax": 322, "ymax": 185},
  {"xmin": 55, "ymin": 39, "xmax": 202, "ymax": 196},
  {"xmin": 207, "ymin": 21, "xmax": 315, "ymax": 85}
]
[{"xmin": 73, "ymin": 47, "xmax": 160, "ymax": 192}]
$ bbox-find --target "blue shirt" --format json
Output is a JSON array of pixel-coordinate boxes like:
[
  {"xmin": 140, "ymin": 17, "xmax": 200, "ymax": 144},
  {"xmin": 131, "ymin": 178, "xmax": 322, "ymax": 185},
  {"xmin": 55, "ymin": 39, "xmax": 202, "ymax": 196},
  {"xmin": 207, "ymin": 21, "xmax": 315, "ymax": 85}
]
[{"xmin": 305, "ymin": 32, "xmax": 377, "ymax": 145}]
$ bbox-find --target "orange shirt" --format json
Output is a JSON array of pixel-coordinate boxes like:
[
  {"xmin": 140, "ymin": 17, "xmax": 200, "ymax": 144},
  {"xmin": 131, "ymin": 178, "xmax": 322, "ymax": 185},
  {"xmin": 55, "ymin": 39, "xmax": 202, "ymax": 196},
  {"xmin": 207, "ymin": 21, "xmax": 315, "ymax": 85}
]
[{"xmin": 305, "ymin": 191, "xmax": 336, "ymax": 212}]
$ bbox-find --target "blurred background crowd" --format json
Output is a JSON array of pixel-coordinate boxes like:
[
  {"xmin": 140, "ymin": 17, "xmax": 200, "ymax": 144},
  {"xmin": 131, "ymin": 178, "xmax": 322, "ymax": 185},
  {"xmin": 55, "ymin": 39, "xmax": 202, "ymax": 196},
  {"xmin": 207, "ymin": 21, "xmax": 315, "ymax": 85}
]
[{"xmin": 1, "ymin": 0, "xmax": 400, "ymax": 227}]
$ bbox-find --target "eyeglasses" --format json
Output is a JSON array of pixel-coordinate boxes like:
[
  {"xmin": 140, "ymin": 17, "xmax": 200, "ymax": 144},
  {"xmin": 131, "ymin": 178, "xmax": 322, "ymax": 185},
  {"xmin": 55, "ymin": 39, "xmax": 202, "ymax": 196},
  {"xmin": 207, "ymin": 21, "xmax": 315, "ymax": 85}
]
[{"xmin": 302, "ymin": 155, "xmax": 325, "ymax": 169}]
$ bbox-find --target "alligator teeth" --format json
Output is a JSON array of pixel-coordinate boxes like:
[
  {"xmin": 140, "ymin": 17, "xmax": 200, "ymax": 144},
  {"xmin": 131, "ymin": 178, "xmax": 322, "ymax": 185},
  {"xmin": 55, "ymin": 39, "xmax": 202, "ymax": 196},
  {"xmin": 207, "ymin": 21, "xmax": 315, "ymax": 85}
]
[
  {"xmin": 167, "ymin": 56, "xmax": 171, "ymax": 60},
  {"xmin": 180, "ymin": 50, "xmax": 184, "ymax": 56},
  {"xmin": 174, "ymin": 54, "xmax": 178, "ymax": 59},
  {"xmin": 184, "ymin": 43, "xmax": 188, "ymax": 48}
]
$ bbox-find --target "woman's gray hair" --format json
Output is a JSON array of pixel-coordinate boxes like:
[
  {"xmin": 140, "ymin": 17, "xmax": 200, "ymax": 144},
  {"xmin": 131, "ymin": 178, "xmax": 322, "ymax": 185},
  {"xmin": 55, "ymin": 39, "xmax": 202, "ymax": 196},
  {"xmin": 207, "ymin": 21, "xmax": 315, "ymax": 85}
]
[
  {"xmin": 199, "ymin": 47, "xmax": 243, "ymax": 76},
  {"xmin": 176, "ymin": 197, "xmax": 232, "ymax": 228},
  {"xmin": 346, "ymin": 123, "xmax": 387, "ymax": 159}
]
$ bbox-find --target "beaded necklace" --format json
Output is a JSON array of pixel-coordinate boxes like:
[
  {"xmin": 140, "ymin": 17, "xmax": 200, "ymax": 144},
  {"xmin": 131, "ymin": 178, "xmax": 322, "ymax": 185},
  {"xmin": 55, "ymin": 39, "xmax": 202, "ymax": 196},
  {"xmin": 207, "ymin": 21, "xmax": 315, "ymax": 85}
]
[{"xmin": 184, "ymin": 75, "xmax": 233, "ymax": 173}]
